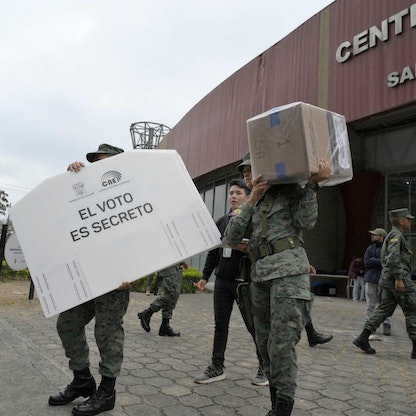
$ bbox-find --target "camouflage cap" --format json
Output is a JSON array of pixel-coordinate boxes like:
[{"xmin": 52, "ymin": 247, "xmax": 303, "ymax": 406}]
[
  {"xmin": 369, "ymin": 228, "xmax": 387, "ymax": 237},
  {"xmin": 388, "ymin": 208, "xmax": 415, "ymax": 220},
  {"xmin": 237, "ymin": 152, "xmax": 251, "ymax": 173},
  {"xmin": 86, "ymin": 143, "xmax": 124, "ymax": 162}
]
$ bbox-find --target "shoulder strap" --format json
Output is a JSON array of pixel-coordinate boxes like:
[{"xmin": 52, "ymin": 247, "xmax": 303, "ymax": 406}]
[{"xmin": 260, "ymin": 192, "xmax": 274, "ymax": 239}]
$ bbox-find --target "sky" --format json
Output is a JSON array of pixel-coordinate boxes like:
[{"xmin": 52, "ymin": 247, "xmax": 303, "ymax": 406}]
[{"xmin": 1, "ymin": 0, "xmax": 334, "ymax": 209}]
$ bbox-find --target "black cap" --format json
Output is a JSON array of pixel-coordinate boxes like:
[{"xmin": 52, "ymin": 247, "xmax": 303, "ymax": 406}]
[
  {"xmin": 237, "ymin": 152, "xmax": 251, "ymax": 173},
  {"xmin": 86, "ymin": 144, "xmax": 124, "ymax": 162}
]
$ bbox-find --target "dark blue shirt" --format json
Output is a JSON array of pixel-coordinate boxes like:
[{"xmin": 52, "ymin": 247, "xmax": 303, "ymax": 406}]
[{"xmin": 363, "ymin": 242, "xmax": 383, "ymax": 284}]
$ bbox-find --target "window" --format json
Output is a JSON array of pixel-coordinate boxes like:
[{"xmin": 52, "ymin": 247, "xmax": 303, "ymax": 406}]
[
  {"xmin": 375, "ymin": 170, "xmax": 416, "ymax": 270},
  {"xmin": 204, "ymin": 185, "xmax": 214, "ymax": 216},
  {"xmin": 213, "ymin": 181, "xmax": 226, "ymax": 220}
]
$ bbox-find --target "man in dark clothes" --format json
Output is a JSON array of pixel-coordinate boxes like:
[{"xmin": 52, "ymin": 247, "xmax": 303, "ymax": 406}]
[{"xmin": 194, "ymin": 179, "xmax": 268, "ymax": 386}]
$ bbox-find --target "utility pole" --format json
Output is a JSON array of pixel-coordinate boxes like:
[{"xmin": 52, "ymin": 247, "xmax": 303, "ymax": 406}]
[{"xmin": 0, "ymin": 218, "xmax": 8, "ymax": 279}]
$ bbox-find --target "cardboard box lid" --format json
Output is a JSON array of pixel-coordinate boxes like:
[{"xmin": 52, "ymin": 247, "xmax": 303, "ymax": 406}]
[{"xmin": 247, "ymin": 102, "xmax": 353, "ymax": 186}]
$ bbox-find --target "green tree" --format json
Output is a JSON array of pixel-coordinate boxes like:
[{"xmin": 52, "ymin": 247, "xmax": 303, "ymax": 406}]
[{"xmin": 0, "ymin": 190, "xmax": 9, "ymax": 217}]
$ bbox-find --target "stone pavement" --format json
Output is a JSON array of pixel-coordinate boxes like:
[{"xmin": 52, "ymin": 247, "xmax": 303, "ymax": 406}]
[{"xmin": 1, "ymin": 281, "xmax": 416, "ymax": 416}]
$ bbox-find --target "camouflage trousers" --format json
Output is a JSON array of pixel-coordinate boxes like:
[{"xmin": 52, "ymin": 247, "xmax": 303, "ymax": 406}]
[
  {"xmin": 56, "ymin": 288, "xmax": 130, "ymax": 378},
  {"xmin": 365, "ymin": 284, "xmax": 416, "ymax": 340},
  {"xmin": 250, "ymin": 277, "xmax": 312, "ymax": 401},
  {"xmin": 150, "ymin": 265, "xmax": 182, "ymax": 319}
]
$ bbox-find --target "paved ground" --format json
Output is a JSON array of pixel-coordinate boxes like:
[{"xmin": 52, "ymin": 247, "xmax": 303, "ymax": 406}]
[{"xmin": 1, "ymin": 280, "xmax": 416, "ymax": 416}]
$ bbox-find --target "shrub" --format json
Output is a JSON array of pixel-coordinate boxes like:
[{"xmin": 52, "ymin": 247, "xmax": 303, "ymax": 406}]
[
  {"xmin": 181, "ymin": 266, "xmax": 203, "ymax": 293},
  {"xmin": 0, "ymin": 260, "xmax": 204, "ymax": 294},
  {"xmin": 0, "ymin": 260, "xmax": 31, "ymax": 281},
  {"xmin": 130, "ymin": 273, "xmax": 156, "ymax": 293},
  {"xmin": 130, "ymin": 267, "xmax": 203, "ymax": 294}
]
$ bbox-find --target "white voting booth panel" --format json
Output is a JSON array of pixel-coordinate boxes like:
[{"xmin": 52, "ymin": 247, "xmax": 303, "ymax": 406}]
[
  {"xmin": 10, "ymin": 150, "xmax": 221, "ymax": 317},
  {"xmin": 4, "ymin": 233, "xmax": 27, "ymax": 271}
]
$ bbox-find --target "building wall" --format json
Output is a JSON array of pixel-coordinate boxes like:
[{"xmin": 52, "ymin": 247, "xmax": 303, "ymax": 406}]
[
  {"xmin": 162, "ymin": 0, "xmax": 416, "ymax": 273},
  {"xmin": 164, "ymin": 0, "xmax": 416, "ymax": 180},
  {"xmin": 328, "ymin": 1, "xmax": 416, "ymax": 119}
]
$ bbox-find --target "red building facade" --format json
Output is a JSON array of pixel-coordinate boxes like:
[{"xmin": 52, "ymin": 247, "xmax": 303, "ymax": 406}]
[{"xmin": 163, "ymin": 0, "xmax": 416, "ymax": 273}]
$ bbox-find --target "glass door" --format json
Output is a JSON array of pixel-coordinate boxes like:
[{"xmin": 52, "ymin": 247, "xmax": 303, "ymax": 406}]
[{"xmin": 377, "ymin": 171, "xmax": 416, "ymax": 270}]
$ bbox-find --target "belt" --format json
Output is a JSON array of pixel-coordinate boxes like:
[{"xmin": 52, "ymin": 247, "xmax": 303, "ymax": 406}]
[{"xmin": 249, "ymin": 236, "xmax": 303, "ymax": 263}]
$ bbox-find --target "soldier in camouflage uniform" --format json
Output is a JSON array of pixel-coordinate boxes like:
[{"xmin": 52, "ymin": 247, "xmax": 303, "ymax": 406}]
[
  {"xmin": 224, "ymin": 160, "xmax": 331, "ymax": 416},
  {"xmin": 49, "ymin": 144, "xmax": 131, "ymax": 416},
  {"xmin": 238, "ymin": 153, "xmax": 333, "ymax": 348},
  {"xmin": 353, "ymin": 208, "xmax": 416, "ymax": 358},
  {"xmin": 138, "ymin": 262, "xmax": 188, "ymax": 337}
]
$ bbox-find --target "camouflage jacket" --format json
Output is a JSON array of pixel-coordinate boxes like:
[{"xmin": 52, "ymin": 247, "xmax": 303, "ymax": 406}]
[
  {"xmin": 223, "ymin": 183, "xmax": 318, "ymax": 283},
  {"xmin": 379, "ymin": 226, "xmax": 413, "ymax": 289}
]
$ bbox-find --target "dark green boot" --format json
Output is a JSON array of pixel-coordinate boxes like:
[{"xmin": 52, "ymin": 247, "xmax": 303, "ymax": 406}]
[
  {"xmin": 159, "ymin": 318, "xmax": 180, "ymax": 336},
  {"xmin": 49, "ymin": 368, "xmax": 96, "ymax": 406},
  {"xmin": 411, "ymin": 340, "xmax": 416, "ymax": 359},
  {"xmin": 265, "ymin": 386, "xmax": 277, "ymax": 415},
  {"xmin": 138, "ymin": 307, "xmax": 154, "ymax": 332},
  {"xmin": 72, "ymin": 376, "xmax": 116, "ymax": 416},
  {"xmin": 353, "ymin": 328, "xmax": 376, "ymax": 354},
  {"xmin": 276, "ymin": 397, "xmax": 294, "ymax": 416},
  {"xmin": 305, "ymin": 321, "xmax": 333, "ymax": 347}
]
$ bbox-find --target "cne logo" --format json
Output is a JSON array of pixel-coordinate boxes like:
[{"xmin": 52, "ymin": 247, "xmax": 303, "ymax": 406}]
[{"xmin": 101, "ymin": 171, "xmax": 122, "ymax": 187}]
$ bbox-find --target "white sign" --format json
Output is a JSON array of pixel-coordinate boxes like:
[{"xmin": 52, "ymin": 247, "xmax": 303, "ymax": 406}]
[
  {"xmin": 4, "ymin": 233, "xmax": 27, "ymax": 271},
  {"xmin": 335, "ymin": 4, "xmax": 416, "ymax": 63},
  {"xmin": 10, "ymin": 150, "xmax": 221, "ymax": 317}
]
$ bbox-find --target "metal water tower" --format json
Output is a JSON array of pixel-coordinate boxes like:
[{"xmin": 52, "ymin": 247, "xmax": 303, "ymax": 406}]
[{"xmin": 130, "ymin": 121, "xmax": 171, "ymax": 149}]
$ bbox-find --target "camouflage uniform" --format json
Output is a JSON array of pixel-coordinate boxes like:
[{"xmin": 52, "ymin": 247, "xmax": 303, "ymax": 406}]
[
  {"xmin": 50, "ymin": 144, "xmax": 127, "ymax": 413},
  {"xmin": 57, "ymin": 288, "xmax": 130, "ymax": 378},
  {"xmin": 224, "ymin": 183, "xmax": 318, "ymax": 402},
  {"xmin": 149, "ymin": 264, "xmax": 182, "ymax": 319},
  {"xmin": 364, "ymin": 226, "xmax": 416, "ymax": 338}
]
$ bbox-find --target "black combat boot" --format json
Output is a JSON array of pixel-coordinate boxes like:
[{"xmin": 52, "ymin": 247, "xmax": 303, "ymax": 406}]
[
  {"xmin": 275, "ymin": 397, "xmax": 294, "ymax": 416},
  {"xmin": 72, "ymin": 376, "xmax": 116, "ymax": 416},
  {"xmin": 305, "ymin": 322, "xmax": 333, "ymax": 347},
  {"xmin": 411, "ymin": 340, "xmax": 416, "ymax": 359},
  {"xmin": 265, "ymin": 386, "xmax": 277, "ymax": 415},
  {"xmin": 159, "ymin": 318, "xmax": 180, "ymax": 337},
  {"xmin": 137, "ymin": 307, "xmax": 154, "ymax": 332},
  {"xmin": 49, "ymin": 368, "xmax": 96, "ymax": 406},
  {"xmin": 353, "ymin": 328, "xmax": 376, "ymax": 354}
]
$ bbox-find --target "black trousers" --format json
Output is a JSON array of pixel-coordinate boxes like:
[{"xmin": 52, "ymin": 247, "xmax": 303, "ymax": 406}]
[{"xmin": 212, "ymin": 278, "xmax": 263, "ymax": 369}]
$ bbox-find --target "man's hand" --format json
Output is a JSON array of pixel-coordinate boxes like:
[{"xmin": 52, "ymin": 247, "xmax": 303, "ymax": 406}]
[
  {"xmin": 118, "ymin": 282, "xmax": 131, "ymax": 290},
  {"xmin": 247, "ymin": 175, "xmax": 270, "ymax": 207},
  {"xmin": 230, "ymin": 241, "xmax": 250, "ymax": 253},
  {"xmin": 395, "ymin": 279, "xmax": 405, "ymax": 291},
  {"xmin": 67, "ymin": 161, "xmax": 85, "ymax": 172},
  {"xmin": 195, "ymin": 279, "xmax": 207, "ymax": 291},
  {"xmin": 309, "ymin": 159, "xmax": 332, "ymax": 184}
]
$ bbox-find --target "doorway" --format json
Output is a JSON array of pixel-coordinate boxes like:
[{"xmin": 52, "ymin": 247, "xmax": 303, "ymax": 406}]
[{"xmin": 375, "ymin": 170, "xmax": 416, "ymax": 270}]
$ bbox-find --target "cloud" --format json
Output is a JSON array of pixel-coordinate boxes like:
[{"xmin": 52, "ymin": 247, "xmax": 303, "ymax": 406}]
[{"xmin": 0, "ymin": 0, "xmax": 334, "ymax": 204}]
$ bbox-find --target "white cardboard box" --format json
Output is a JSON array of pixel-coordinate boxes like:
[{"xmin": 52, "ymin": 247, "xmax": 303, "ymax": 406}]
[
  {"xmin": 10, "ymin": 150, "xmax": 221, "ymax": 317},
  {"xmin": 247, "ymin": 102, "xmax": 353, "ymax": 186}
]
